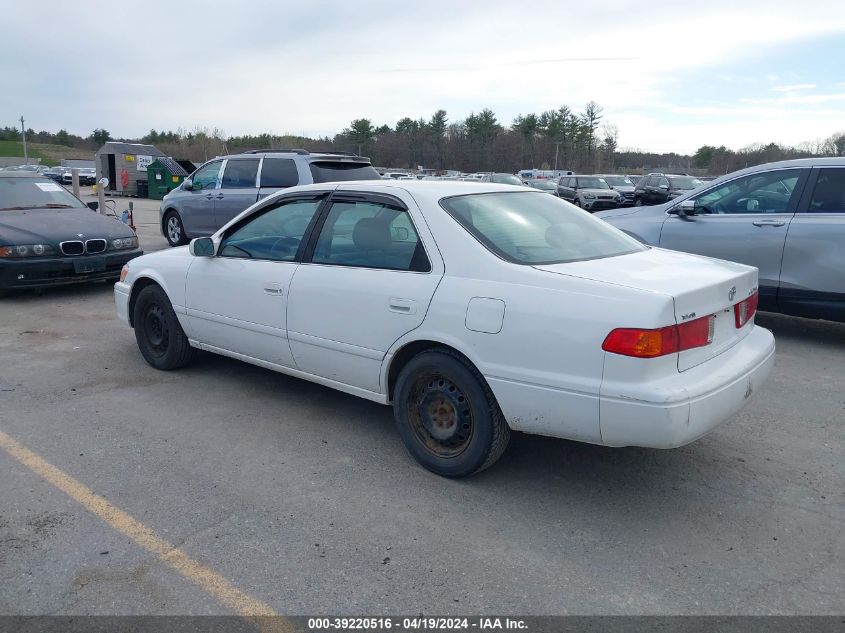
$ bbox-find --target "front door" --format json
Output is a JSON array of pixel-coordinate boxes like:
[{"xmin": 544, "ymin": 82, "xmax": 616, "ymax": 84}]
[
  {"xmin": 185, "ymin": 195, "xmax": 326, "ymax": 367},
  {"xmin": 181, "ymin": 159, "xmax": 223, "ymax": 236},
  {"xmin": 286, "ymin": 192, "xmax": 443, "ymax": 393},
  {"xmin": 659, "ymin": 168, "xmax": 808, "ymax": 308},
  {"xmin": 214, "ymin": 158, "xmax": 261, "ymax": 230}
]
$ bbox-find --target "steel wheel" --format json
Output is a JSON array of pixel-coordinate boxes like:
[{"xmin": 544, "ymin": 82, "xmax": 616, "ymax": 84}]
[
  {"xmin": 133, "ymin": 284, "xmax": 196, "ymax": 370},
  {"xmin": 408, "ymin": 373, "xmax": 474, "ymax": 458},
  {"xmin": 142, "ymin": 303, "xmax": 170, "ymax": 357}
]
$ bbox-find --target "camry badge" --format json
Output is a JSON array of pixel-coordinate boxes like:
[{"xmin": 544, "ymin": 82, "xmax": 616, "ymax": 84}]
[{"xmin": 728, "ymin": 286, "xmax": 737, "ymax": 301}]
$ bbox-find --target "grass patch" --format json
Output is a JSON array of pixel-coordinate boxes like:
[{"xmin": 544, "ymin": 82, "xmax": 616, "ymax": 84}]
[{"xmin": 0, "ymin": 141, "xmax": 93, "ymax": 166}]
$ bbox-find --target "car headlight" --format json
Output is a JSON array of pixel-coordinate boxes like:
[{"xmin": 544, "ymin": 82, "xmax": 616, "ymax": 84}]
[
  {"xmin": 110, "ymin": 236, "xmax": 139, "ymax": 250},
  {"xmin": 583, "ymin": 193, "xmax": 596, "ymax": 199},
  {"xmin": 0, "ymin": 244, "xmax": 58, "ymax": 258}
]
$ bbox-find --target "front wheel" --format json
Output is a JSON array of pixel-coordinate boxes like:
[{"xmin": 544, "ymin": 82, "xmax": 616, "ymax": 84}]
[
  {"xmin": 634, "ymin": 198, "xmax": 643, "ymax": 206},
  {"xmin": 163, "ymin": 210, "xmax": 188, "ymax": 247},
  {"xmin": 133, "ymin": 284, "xmax": 196, "ymax": 370},
  {"xmin": 574, "ymin": 198, "xmax": 582, "ymax": 208},
  {"xmin": 393, "ymin": 349, "xmax": 510, "ymax": 477}
]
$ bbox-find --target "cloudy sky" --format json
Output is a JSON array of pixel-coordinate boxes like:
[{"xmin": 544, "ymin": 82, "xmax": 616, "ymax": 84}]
[{"xmin": 2, "ymin": 0, "xmax": 845, "ymax": 154}]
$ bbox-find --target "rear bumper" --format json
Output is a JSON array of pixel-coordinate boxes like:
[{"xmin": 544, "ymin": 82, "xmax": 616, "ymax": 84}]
[
  {"xmin": 599, "ymin": 325, "xmax": 776, "ymax": 448},
  {"xmin": 0, "ymin": 250, "xmax": 142, "ymax": 291}
]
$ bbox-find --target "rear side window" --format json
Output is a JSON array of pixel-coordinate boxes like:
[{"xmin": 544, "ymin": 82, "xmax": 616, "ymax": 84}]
[
  {"xmin": 221, "ymin": 159, "xmax": 259, "ymax": 188},
  {"xmin": 312, "ymin": 200, "xmax": 430, "ymax": 272},
  {"xmin": 260, "ymin": 158, "xmax": 299, "ymax": 188},
  {"xmin": 309, "ymin": 161, "xmax": 380, "ymax": 183},
  {"xmin": 807, "ymin": 168, "xmax": 845, "ymax": 213}
]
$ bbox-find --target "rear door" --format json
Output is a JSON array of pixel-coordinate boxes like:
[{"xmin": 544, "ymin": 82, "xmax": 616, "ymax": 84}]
[
  {"xmin": 214, "ymin": 158, "xmax": 260, "ymax": 230},
  {"xmin": 779, "ymin": 166, "xmax": 845, "ymax": 320},
  {"xmin": 286, "ymin": 190, "xmax": 443, "ymax": 393},
  {"xmin": 659, "ymin": 167, "xmax": 808, "ymax": 310}
]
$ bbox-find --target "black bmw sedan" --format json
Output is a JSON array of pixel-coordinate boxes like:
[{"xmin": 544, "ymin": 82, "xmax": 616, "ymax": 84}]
[{"xmin": 0, "ymin": 172, "xmax": 143, "ymax": 295}]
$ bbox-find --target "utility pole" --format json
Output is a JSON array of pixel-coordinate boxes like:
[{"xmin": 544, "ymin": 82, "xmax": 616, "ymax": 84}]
[
  {"xmin": 553, "ymin": 141, "xmax": 561, "ymax": 172},
  {"xmin": 20, "ymin": 116, "xmax": 28, "ymax": 164}
]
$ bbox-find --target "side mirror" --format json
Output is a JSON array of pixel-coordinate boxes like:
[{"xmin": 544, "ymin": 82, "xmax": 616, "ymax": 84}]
[
  {"xmin": 183, "ymin": 178, "xmax": 194, "ymax": 191},
  {"xmin": 86, "ymin": 201, "xmax": 99, "ymax": 211},
  {"xmin": 189, "ymin": 237, "xmax": 215, "ymax": 257},
  {"xmin": 674, "ymin": 199, "xmax": 697, "ymax": 217}
]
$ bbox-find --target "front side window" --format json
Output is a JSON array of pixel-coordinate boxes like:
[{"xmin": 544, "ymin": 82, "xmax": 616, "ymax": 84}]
[
  {"xmin": 441, "ymin": 191, "xmax": 645, "ymax": 265},
  {"xmin": 221, "ymin": 159, "xmax": 259, "ymax": 189},
  {"xmin": 312, "ymin": 200, "xmax": 430, "ymax": 272},
  {"xmin": 219, "ymin": 198, "xmax": 322, "ymax": 261},
  {"xmin": 690, "ymin": 169, "xmax": 802, "ymax": 214},
  {"xmin": 807, "ymin": 168, "xmax": 845, "ymax": 213},
  {"xmin": 191, "ymin": 161, "xmax": 222, "ymax": 190},
  {"xmin": 260, "ymin": 158, "xmax": 299, "ymax": 188}
]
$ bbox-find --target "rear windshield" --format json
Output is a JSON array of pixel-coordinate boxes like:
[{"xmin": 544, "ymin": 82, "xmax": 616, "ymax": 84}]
[
  {"xmin": 0, "ymin": 177, "xmax": 85, "ymax": 210},
  {"xmin": 440, "ymin": 192, "xmax": 645, "ymax": 265},
  {"xmin": 603, "ymin": 176, "xmax": 633, "ymax": 186},
  {"xmin": 309, "ymin": 161, "xmax": 380, "ymax": 183},
  {"xmin": 491, "ymin": 174, "xmax": 524, "ymax": 186}
]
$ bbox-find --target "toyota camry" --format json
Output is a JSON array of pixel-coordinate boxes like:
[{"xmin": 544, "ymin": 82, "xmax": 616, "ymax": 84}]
[{"xmin": 115, "ymin": 181, "xmax": 774, "ymax": 477}]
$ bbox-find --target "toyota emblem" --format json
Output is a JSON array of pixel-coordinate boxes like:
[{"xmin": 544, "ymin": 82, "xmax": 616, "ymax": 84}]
[{"xmin": 728, "ymin": 286, "xmax": 737, "ymax": 301}]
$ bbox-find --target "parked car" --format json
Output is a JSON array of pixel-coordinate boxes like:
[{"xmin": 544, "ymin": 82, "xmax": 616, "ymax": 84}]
[
  {"xmin": 159, "ymin": 150, "xmax": 381, "ymax": 247},
  {"xmin": 116, "ymin": 181, "xmax": 774, "ymax": 477},
  {"xmin": 479, "ymin": 173, "xmax": 526, "ymax": 186},
  {"xmin": 596, "ymin": 158, "xmax": 845, "ymax": 322},
  {"xmin": 61, "ymin": 168, "xmax": 97, "ymax": 186},
  {"xmin": 0, "ymin": 172, "xmax": 142, "ymax": 296},
  {"xmin": 43, "ymin": 166, "xmax": 68, "ymax": 182},
  {"xmin": 526, "ymin": 179, "xmax": 559, "ymax": 195},
  {"xmin": 556, "ymin": 175, "xmax": 625, "ymax": 211},
  {"xmin": 633, "ymin": 173, "xmax": 703, "ymax": 206},
  {"xmin": 597, "ymin": 174, "xmax": 636, "ymax": 205}
]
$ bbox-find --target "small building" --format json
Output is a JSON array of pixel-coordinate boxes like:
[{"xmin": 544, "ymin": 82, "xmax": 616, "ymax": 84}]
[
  {"xmin": 146, "ymin": 157, "xmax": 191, "ymax": 200},
  {"xmin": 95, "ymin": 142, "xmax": 165, "ymax": 196}
]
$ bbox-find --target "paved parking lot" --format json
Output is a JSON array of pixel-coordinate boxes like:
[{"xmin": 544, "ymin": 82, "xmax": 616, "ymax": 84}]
[{"xmin": 0, "ymin": 193, "xmax": 843, "ymax": 616}]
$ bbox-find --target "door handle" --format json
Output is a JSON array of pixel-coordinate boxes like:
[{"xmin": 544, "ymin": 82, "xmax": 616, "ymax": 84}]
[
  {"xmin": 263, "ymin": 283, "xmax": 283, "ymax": 296},
  {"xmin": 205, "ymin": 194, "xmax": 214, "ymax": 200},
  {"xmin": 215, "ymin": 194, "xmax": 224, "ymax": 199},
  {"xmin": 752, "ymin": 220, "xmax": 785, "ymax": 227},
  {"xmin": 389, "ymin": 298, "xmax": 417, "ymax": 314}
]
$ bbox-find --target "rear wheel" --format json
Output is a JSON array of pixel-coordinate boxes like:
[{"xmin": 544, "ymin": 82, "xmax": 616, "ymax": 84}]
[
  {"xmin": 393, "ymin": 349, "xmax": 510, "ymax": 477},
  {"xmin": 163, "ymin": 210, "xmax": 188, "ymax": 247},
  {"xmin": 133, "ymin": 284, "xmax": 195, "ymax": 370}
]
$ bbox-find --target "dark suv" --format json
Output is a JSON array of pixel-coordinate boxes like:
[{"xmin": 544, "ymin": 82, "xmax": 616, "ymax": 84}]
[
  {"xmin": 633, "ymin": 173, "xmax": 703, "ymax": 206},
  {"xmin": 159, "ymin": 149, "xmax": 380, "ymax": 246}
]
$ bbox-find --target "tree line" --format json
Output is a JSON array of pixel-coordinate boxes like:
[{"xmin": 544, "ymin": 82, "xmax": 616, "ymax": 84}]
[{"xmin": 3, "ymin": 105, "xmax": 844, "ymax": 175}]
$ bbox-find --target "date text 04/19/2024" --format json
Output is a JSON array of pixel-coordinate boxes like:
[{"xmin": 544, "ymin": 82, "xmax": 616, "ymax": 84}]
[{"xmin": 307, "ymin": 617, "xmax": 528, "ymax": 630}]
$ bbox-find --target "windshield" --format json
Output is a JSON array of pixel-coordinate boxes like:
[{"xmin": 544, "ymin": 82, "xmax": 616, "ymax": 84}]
[
  {"xmin": 0, "ymin": 177, "xmax": 86, "ymax": 210},
  {"xmin": 440, "ymin": 191, "xmax": 645, "ymax": 265},
  {"xmin": 668, "ymin": 176, "xmax": 703, "ymax": 190},
  {"xmin": 576, "ymin": 177, "xmax": 609, "ymax": 189},
  {"xmin": 309, "ymin": 161, "xmax": 380, "ymax": 183},
  {"xmin": 531, "ymin": 180, "xmax": 557, "ymax": 190},
  {"xmin": 491, "ymin": 174, "xmax": 524, "ymax": 186},
  {"xmin": 602, "ymin": 176, "xmax": 633, "ymax": 186}
]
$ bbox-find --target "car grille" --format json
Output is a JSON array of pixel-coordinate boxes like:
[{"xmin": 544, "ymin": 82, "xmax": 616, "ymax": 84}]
[
  {"xmin": 86, "ymin": 239, "xmax": 106, "ymax": 254},
  {"xmin": 60, "ymin": 241, "xmax": 84, "ymax": 256}
]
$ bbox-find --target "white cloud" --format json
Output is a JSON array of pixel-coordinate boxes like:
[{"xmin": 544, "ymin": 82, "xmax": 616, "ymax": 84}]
[{"xmin": 771, "ymin": 83, "xmax": 817, "ymax": 92}]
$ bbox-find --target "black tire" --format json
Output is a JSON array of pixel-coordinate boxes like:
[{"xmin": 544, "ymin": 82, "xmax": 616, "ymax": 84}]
[
  {"xmin": 163, "ymin": 210, "xmax": 188, "ymax": 247},
  {"xmin": 574, "ymin": 198, "xmax": 582, "ymax": 208},
  {"xmin": 393, "ymin": 349, "xmax": 510, "ymax": 477},
  {"xmin": 133, "ymin": 284, "xmax": 196, "ymax": 370},
  {"xmin": 634, "ymin": 198, "xmax": 643, "ymax": 207}
]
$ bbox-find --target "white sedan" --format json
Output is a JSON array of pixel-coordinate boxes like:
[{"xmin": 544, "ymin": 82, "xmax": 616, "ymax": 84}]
[{"xmin": 115, "ymin": 181, "xmax": 775, "ymax": 477}]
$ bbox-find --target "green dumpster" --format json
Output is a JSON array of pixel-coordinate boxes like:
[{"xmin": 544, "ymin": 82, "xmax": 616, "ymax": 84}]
[{"xmin": 146, "ymin": 157, "xmax": 190, "ymax": 200}]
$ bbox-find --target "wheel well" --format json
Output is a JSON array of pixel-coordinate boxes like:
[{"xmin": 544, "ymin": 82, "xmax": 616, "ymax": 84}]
[
  {"xmin": 387, "ymin": 340, "xmax": 474, "ymax": 401},
  {"xmin": 161, "ymin": 208, "xmax": 178, "ymax": 231},
  {"xmin": 128, "ymin": 277, "xmax": 161, "ymax": 327}
]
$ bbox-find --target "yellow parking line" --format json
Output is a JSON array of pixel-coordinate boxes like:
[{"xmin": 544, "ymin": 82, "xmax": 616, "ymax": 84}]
[{"xmin": 0, "ymin": 429, "xmax": 293, "ymax": 633}]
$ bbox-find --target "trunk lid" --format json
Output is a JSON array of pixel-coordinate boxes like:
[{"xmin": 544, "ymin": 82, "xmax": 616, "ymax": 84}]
[{"xmin": 534, "ymin": 247, "xmax": 759, "ymax": 371}]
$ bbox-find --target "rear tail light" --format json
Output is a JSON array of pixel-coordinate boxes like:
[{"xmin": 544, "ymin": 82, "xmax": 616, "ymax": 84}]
[
  {"xmin": 734, "ymin": 291, "xmax": 759, "ymax": 328},
  {"xmin": 602, "ymin": 315, "xmax": 715, "ymax": 358}
]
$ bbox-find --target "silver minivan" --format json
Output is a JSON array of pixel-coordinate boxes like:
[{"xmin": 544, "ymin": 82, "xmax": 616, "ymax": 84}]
[
  {"xmin": 595, "ymin": 158, "xmax": 845, "ymax": 322},
  {"xmin": 159, "ymin": 150, "xmax": 380, "ymax": 246}
]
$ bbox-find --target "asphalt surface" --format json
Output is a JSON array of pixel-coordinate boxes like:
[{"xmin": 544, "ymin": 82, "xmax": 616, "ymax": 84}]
[{"xmin": 0, "ymin": 192, "xmax": 843, "ymax": 616}]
